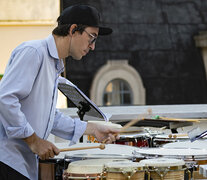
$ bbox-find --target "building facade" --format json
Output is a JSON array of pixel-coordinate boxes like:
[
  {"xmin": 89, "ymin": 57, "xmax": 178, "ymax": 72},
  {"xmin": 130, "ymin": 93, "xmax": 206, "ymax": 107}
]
[{"xmin": 63, "ymin": 0, "xmax": 207, "ymax": 106}]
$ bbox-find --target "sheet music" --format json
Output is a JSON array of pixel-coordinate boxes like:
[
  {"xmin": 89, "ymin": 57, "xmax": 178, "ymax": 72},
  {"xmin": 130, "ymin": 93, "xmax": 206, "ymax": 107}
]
[{"xmin": 58, "ymin": 76, "xmax": 109, "ymax": 121}]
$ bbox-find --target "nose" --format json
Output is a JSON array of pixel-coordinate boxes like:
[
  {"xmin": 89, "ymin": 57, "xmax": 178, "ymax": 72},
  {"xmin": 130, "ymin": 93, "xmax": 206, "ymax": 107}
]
[{"xmin": 89, "ymin": 43, "xmax": 95, "ymax": 50}]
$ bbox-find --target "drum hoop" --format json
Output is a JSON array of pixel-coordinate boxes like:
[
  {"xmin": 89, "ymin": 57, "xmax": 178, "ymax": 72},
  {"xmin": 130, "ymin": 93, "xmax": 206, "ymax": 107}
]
[
  {"xmin": 162, "ymin": 155, "xmax": 207, "ymax": 160},
  {"xmin": 138, "ymin": 154, "xmax": 207, "ymax": 160},
  {"xmin": 66, "ymin": 173, "xmax": 104, "ymax": 179},
  {"xmin": 105, "ymin": 167, "xmax": 145, "ymax": 173},
  {"xmin": 65, "ymin": 154, "xmax": 133, "ymax": 159},
  {"xmin": 147, "ymin": 165, "xmax": 186, "ymax": 171}
]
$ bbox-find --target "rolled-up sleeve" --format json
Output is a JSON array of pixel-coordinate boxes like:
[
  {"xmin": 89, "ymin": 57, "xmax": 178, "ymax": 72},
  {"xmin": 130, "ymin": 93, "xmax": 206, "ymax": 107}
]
[
  {"xmin": 0, "ymin": 47, "xmax": 41, "ymax": 138},
  {"xmin": 51, "ymin": 109, "xmax": 87, "ymax": 145}
]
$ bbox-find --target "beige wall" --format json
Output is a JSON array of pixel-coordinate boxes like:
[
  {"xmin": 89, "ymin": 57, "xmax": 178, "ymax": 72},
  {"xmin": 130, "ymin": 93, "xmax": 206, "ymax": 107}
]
[
  {"xmin": 0, "ymin": 25, "xmax": 67, "ymax": 108},
  {"xmin": 0, "ymin": 25, "xmax": 56, "ymax": 74},
  {"xmin": 0, "ymin": 0, "xmax": 60, "ymax": 74},
  {"xmin": 0, "ymin": 0, "xmax": 67, "ymax": 109}
]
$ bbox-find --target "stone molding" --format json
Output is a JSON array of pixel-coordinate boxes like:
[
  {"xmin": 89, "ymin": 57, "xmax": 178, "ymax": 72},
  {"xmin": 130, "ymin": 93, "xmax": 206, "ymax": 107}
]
[{"xmin": 90, "ymin": 60, "xmax": 146, "ymax": 106}]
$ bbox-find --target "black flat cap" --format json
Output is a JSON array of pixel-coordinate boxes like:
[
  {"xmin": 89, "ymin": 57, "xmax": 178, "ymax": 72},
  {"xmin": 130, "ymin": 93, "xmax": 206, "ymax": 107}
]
[{"xmin": 57, "ymin": 4, "xmax": 112, "ymax": 35}]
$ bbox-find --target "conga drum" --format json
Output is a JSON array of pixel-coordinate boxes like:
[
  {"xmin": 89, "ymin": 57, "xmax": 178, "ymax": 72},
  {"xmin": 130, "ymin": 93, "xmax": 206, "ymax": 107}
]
[
  {"xmin": 63, "ymin": 159, "xmax": 129, "ymax": 180},
  {"xmin": 104, "ymin": 161, "xmax": 145, "ymax": 180},
  {"xmin": 134, "ymin": 147, "xmax": 207, "ymax": 179},
  {"xmin": 140, "ymin": 158, "xmax": 186, "ymax": 180}
]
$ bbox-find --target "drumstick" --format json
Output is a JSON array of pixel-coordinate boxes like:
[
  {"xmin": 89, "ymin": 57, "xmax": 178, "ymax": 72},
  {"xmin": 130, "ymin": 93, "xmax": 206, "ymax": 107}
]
[
  {"xmin": 120, "ymin": 118, "xmax": 144, "ymax": 133},
  {"xmin": 121, "ymin": 108, "xmax": 152, "ymax": 132},
  {"xmin": 59, "ymin": 144, "xmax": 105, "ymax": 152},
  {"xmin": 153, "ymin": 116, "xmax": 200, "ymax": 122},
  {"xmin": 168, "ymin": 134, "xmax": 188, "ymax": 138},
  {"xmin": 102, "ymin": 108, "xmax": 152, "ymax": 143}
]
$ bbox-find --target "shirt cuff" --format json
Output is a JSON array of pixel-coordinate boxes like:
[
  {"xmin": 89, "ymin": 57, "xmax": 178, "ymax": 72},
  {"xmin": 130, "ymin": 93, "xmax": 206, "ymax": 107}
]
[
  {"xmin": 69, "ymin": 118, "xmax": 87, "ymax": 145},
  {"xmin": 6, "ymin": 122, "xmax": 34, "ymax": 139}
]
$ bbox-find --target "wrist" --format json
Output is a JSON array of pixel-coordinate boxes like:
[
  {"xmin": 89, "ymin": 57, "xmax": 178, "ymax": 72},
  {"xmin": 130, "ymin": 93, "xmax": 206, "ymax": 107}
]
[
  {"xmin": 23, "ymin": 133, "xmax": 38, "ymax": 145},
  {"xmin": 84, "ymin": 122, "xmax": 96, "ymax": 136}
]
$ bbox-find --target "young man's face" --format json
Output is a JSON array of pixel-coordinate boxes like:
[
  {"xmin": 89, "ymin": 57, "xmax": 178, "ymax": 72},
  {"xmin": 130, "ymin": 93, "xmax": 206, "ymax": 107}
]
[{"xmin": 70, "ymin": 26, "xmax": 99, "ymax": 60}]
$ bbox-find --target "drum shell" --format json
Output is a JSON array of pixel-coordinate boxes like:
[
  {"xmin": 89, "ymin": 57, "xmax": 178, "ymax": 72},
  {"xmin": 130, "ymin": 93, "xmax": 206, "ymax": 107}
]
[
  {"xmin": 140, "ymin": 158, "xmax": 186, "ymax": 180},
  {"xmin": 105, "ymin": 171, "xmax": 144, "ymax": 180},
  {"xmin": 63, "ymin": 159, "xmax": 130, "ymax": 180},
  {"xmin": 115, "ymin": 133, "xmax": 152, "ymax": 147},
  {"xmin": 38, "ymin": 158, "xmax": 68, "ymax": 180},
  {"xmin": 163, "ymin": 140, "xmax": 207, "ymax": 179},
  {"xmin": 115, "ymin": 136, "xmax": 149, "ymax": 147},
  {"xmin": 104, "ymin": 162, "xmax": 145, "ymax": 180}
]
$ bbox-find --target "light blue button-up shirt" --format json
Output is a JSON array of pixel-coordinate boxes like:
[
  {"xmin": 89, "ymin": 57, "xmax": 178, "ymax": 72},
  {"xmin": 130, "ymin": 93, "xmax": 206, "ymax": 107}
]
[{"xmin": 0, "ymin": 35, "xmax": 87, "ymax": 180}]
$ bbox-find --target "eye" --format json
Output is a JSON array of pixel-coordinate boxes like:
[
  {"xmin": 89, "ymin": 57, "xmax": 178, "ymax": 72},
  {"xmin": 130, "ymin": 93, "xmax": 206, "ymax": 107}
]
[{"xmin": 90, "ymin": 37, "xmax": 97, "ymax": 44}]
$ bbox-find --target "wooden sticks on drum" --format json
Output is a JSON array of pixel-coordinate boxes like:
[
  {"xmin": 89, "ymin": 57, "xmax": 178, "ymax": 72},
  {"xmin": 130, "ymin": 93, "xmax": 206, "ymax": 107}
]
[
  {"xmin": 102, "ymin": 108, "xmax": 152, "ymax": 144},
  {"xmin": 60, "ymin": 144, "xmax": 105, "ymax": 152},
  {"xmin": 120, "ymin": 108, "xmax": 152, "ymax": 133}
]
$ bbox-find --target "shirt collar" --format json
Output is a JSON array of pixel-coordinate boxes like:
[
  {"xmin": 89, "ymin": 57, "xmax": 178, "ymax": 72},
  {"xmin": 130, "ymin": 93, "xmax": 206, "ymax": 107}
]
[
  {"xmin": 46, "ymin": 34, "xmax": 65, "ymax": 74},
  {"xmin": 46, "ymin": 34, "xmax": 59, "ymax": 60}
]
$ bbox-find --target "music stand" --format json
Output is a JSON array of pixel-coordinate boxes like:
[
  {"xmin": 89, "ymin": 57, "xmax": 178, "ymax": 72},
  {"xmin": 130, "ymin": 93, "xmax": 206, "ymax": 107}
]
[{"xmin": 58, "ymin": 77, "xmax": 108, "ymax": 121}]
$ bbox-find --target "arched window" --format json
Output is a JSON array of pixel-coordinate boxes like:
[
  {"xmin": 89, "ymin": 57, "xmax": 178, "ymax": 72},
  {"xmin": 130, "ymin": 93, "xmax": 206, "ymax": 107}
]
[
  {"xmin": 90, "ymin": 60, "xmax": 145, "ymax": 106},
  {"xmin": 103, "ymin": 79, "xmax": 133, "ymax": 106}
]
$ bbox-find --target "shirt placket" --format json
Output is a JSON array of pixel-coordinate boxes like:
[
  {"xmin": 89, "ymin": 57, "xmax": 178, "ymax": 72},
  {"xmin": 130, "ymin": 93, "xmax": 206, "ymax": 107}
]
[{"xmin": 43, "ymin": 59, "xmax": 64, "ymax": 139}]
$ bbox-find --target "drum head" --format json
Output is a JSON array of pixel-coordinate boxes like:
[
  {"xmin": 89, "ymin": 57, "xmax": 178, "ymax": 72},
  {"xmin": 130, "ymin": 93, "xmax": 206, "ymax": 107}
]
[
  {"xmin": 67, "ymin": 159, "xmax": 128, "ymax": 174},
  {"xmin": 135, "ymin": 147, "xmax": 207, "ymax": 160},
  {"xmin": 140, "ymin": 158, "xmax": 185, "ymax": 167},
  {"xmin": 65, "ymin": 143, "xmax": 138, "ymax": 160},
  {"xmin": 163, "ymin": 140, "xmax": 207, "ymax": 149},
  {"xmin": 105, "ymin": 161, "xmax": 144, "ymax": 172}
]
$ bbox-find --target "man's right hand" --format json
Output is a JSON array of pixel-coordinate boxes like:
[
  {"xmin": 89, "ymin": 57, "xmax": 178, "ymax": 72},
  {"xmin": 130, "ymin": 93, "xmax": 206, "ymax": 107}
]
[{"xmin": 23, "ymin": 133, "xmax": 60, "ymax": 160}]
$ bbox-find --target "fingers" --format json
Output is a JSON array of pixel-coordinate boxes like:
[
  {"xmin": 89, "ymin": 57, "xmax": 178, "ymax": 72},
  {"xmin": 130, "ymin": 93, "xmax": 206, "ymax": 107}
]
[
  {"xmin": 38, "ymin": 148, "xmax": 59, "ymax": 160},
  {"xmin": 37, "ymin": 142, "xmax": 60, "ymax": 160},
  {"xmin": 102, "ymin": 133, "xmax": 118, "ymax": 144},
  {"xmin": 52, "ymin": 145, "xmax": 60, "ymax": 156},
  {"xmin": 24, "ymin": 134, "xmax": 60, "ymax": 160},
  {"xmin": 108, "ymin": 133, "xmax": 116, "ymax": 142}
]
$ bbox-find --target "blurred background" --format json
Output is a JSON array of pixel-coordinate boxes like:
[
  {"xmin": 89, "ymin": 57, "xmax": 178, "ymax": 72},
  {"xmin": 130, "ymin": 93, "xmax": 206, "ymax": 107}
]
[{"xmin": 1, "ymin": 0, "xmax": 207, "ymax": 107}]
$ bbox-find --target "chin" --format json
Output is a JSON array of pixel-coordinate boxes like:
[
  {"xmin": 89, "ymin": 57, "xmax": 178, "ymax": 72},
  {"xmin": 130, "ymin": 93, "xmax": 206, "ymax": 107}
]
[{"xmin": 72, "ymin": 55, "xmax": 82, "ymax": 60}]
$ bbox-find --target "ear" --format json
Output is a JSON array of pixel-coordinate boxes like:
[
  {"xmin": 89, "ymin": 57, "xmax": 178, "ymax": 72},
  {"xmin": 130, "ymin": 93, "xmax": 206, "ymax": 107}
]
[{"xmin": 70, "ymin": 24, "xmax": 77, "ymax": 35}]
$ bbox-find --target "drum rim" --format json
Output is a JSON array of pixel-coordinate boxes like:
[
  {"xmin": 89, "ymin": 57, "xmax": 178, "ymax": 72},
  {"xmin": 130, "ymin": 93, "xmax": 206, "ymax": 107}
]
[
  {"xmin": 135, "ymin": 147, "xmax": 207, "ymax": 157},
  {"xmin": 65, "ymin": 153, "xmax": 133, "ymax": 159}
]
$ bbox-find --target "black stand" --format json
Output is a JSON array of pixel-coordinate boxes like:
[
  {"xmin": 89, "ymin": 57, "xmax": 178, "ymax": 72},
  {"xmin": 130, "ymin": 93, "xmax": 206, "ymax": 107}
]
[
  {"xmin": 171, "ymin": 128, "xmax": 178, "ymax": 133},
  {"xmin": 58, "ymin": 77, "xmax": 107, "ymax": 121},
  {"xmin": 77, "ymin": 101, "xmax": 91, "ymax": 120},
  {"xmin": 77, "ymin": 101, "xmax": 91, "ymax": 142}
]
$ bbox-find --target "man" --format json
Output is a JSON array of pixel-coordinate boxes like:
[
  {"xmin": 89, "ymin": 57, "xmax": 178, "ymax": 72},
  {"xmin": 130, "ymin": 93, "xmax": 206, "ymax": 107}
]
[{"xmin": 0, "ymin": 4, "xmax": 119, "ymax": 180}]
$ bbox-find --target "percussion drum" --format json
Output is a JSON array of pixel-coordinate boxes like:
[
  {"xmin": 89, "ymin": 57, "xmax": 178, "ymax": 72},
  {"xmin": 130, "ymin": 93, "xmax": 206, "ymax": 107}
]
[
  {"xmin": 115, "ymin": 133, "xmax": 151, "ymax": 147},
  {"xmin": 140, "ymin": 158, "xmax": 186, "ymax": 180},
  {"xmin": 63, "ymin": 159, "xmax": 129, "ymax": 180},
  {"xmin": 39, "ymin": 143, "xmax": 71, "ymax": 180},
  {"xmin": 162, "ymin": 140, "xmax": 207, "ymax": 179},
  {"xmin": 153, "ymin": 134, "xmax": 189, "ymax": 147},
  {"xmin": 163, "ymin": 139, "xmax": 207, "ymax": 149},
  {"xmin": 104, "ymin": 161, "xmax": 145, "ymax": 180},
  {"xmin": 135, "ymin": 148, "xmax": 207, "ymax": 164},
  {"xmin": 134, "ymin": 147, "xmax": 207, "ymax": 165},
  {"xmin": 135, "ymin": 147, "xmax": 207, "ymax": 179},
  {"xmin": 65, "ymin": 143, "xmax": 138, "ymax": 160}
]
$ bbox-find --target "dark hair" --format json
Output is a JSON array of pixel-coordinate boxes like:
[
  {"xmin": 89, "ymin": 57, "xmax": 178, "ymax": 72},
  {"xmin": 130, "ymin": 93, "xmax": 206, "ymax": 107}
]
[{"xmin": 52, "ymin": 24, "xmax": 87, "ymax": 36}]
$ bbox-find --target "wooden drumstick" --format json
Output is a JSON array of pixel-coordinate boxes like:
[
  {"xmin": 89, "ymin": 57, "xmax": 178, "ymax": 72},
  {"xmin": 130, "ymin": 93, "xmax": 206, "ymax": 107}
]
[
  {"xmin": 102, "ymin": 108, "xmax": 152, "ymax": 143},
  {"xmin": 59, "ymin": 144, "xmax": 105, "ymax": 152},
  {"xmin": 168, "ymin": 134, "xmax": 188, "ymax": 138},
  {"xmin": 121, "ymin": 108, "xmax": 152, "ymax": 133}
]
